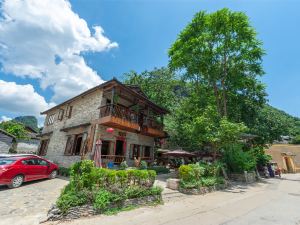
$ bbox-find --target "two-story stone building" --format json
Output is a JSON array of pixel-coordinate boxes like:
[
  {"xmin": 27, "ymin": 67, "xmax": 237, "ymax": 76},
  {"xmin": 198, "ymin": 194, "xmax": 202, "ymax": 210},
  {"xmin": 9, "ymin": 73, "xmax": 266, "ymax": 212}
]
[{"xmin": 38, "ymin": 79, "xmax": 168, "ymax": 167}]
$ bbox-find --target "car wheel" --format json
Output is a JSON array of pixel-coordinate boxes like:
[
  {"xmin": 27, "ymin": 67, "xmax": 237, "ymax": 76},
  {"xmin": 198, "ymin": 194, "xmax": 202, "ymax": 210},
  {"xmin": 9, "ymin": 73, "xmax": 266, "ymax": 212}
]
[
  {"xmin": 49, "ymin": 170, "xmax": 57, "ymax": 179},
  {"xmin": 9, "ymin": 175, "xmax": 24, "ymax": 188}
]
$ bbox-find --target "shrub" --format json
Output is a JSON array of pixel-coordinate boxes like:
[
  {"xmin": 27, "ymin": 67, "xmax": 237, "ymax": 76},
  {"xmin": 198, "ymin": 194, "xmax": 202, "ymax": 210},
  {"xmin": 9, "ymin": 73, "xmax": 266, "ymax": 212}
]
[
  {"xmin": 179, "ymin": 164, "xmax": 205, "ymax": 182},
  {"xmin": 57, "ymin": 160, "xmax": 161, "ymax": 213},
  {"xmin": 140, "ymin": 161, "xmax": 148, "ymax": 170},
  {"xmin": 120, "ymin": 161, "xmax": 128, "ymax": 170},
  {"xmin": 148, "ymin": 166, "xmax": 170, "ymax": 174},
  {"xmin": 178, "ymin": 163, "xmax": 225, "ymax": 189},
  {"xmin": 56, "ymin": 189, "xmax": 88, "ymax": 213},
  {"xmin": 94, "ymin": 189, "xmax": 124, "ymax": 211},
  {"xmin": 59, "ymin": 167, "xmax": 70, "ymax": 177},
  {"xmin": 291, "ymin": 135, "xmax": 300, "ymax": 144},
  {"xmin": 222, "ymin": 144, "xmax": 256, "ymax": 173}
]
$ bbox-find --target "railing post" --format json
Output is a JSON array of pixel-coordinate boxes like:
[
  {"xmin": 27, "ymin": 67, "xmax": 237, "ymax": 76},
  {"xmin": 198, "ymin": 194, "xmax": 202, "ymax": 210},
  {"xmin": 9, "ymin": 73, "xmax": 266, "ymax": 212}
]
[{"xmin": 110, "ymin": 87, "xmax": 115, "ymax": 115}]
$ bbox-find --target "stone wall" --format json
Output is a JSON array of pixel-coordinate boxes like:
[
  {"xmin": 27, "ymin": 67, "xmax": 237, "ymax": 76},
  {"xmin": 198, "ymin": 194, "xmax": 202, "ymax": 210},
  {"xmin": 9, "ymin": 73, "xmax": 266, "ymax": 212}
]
[
  {"xmin": 42, "ymin": 89, "xmax": 103, "ymax": 167},
  {"xmin": 41, "ymin": 87, "xmax": 156, "ymax": 168},
  {"xmin": 0, "ymin": 133, "xmax": 13, "ymax": 153},
  {"xmin": 16, "ymin": 139, "xmax": 39, "ymax": 154},
  {"xmin": 229, "ymin": 171, "xmax": 256, "ymax": 183},
  {"xmin": 46, "ymin": 195, "xmax": 161, "ymax": 222},
  {"xmin": 179, "ymin": 183, "xmax": 229, "ymax": 195}
]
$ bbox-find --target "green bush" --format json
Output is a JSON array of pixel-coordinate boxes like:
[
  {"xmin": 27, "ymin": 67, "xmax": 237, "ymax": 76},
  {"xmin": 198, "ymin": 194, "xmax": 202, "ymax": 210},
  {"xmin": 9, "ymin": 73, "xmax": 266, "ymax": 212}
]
[
  {"xmin": 291, "ymin": 135, "xmax": 300, "ymax": 144},
  {"xmin": 94, "ymin": 189, "xmax": 123, "ymax": 211},
  {"xmin": 57, "ymin": 160, "xmax": 161, "ymax": 213},
  {"xmin": 148, "ymin": 166, "xmax": 170, "ymax": 174},
  {"xmin": 222, "ymin": 144, "xmax": 256, "ymax": 173},
  {"xmin": 57, "ymin": 189, "xmax": 88, "ymax": 213},
  {"xmin": 59, "ymin": 167, "xmax": 70, "ymax": 177},
  {"xmin": 140, "ymin": 161, "xmax": 148, "ymax": 170},
  {"xmin": 201, "ymin": 177, "xmax": 224, "ymax": 187},
  {"xmin": 178, "ymin": 163, "xmax": 225, "ymax": 189},
  {"xmin": 120, "ymin": 161, "xmax": 128, "ymax": 170}
]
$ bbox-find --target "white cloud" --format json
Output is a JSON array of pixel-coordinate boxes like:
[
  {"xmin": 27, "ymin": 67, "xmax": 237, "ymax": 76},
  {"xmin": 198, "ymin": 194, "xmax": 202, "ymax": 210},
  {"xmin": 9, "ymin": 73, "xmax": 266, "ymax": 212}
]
[
  {"xmin": 0, "ymin": 115, "xmax": 12, "ymax": 122},
  {"xmin": 0, "ymin": 80, "xmax": 55, "ymax": 118},
  {"xmin": 0, "ymin": 0, "xmax": 117, "ymax": 102}
]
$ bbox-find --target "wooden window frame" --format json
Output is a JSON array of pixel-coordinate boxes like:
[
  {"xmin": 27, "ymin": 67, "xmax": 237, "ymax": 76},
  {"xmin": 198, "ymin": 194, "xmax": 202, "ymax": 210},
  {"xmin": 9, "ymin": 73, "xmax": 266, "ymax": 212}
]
[
  {"xmin": 58, "ymin": 109, "xmax": 64, "ymax": 121},
  {"xmin": 64, "ymin": 133, "xmax": 85, "ymax": 156},
  {"xmin": 66, "ymin": 106, "xmax": 73, "ymax": 118},
  {"xmin": 38, "ymin": 139, "xmax": 49, "ymax": 156},
  {"xmin": 130, "ymin": 144, "xmax": 140, "ymax": 160},
  {"xmin": 46, "ymin": 114, "xmax": 55, "ymax": 125}
]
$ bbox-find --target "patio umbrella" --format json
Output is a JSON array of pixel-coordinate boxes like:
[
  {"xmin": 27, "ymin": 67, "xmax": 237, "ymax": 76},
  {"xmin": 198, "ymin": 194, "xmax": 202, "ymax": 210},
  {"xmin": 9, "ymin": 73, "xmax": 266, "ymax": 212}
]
[
  {"xmin": 94, "ymin": 139, "xmax": 102, "ymax": 167},
  {"xmin": 162, "ymin": 149, "xmax": 196, "ymax": 158}
]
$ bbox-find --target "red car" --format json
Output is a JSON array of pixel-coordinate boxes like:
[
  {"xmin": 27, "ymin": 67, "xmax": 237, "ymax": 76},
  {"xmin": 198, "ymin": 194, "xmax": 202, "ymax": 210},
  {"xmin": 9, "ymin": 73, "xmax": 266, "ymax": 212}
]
[{"xmin": 0, "ymin": 155, "xmax": 58, "ymax": 188}]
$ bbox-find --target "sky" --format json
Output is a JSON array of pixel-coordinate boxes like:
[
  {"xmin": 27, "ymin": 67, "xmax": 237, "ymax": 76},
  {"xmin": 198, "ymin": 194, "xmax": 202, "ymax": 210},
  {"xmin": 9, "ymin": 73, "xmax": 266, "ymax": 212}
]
[{"xmin": 0, "ymin": 0, "xmax": 299, "ymax": 125}]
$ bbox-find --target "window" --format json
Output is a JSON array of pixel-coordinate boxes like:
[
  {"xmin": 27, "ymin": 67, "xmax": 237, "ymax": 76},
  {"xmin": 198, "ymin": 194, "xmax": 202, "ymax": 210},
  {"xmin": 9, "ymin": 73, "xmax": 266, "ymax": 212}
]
[
  {"xmin": 74, "ymin": 134, "xmax": 83, "ymax": 155},
  {"xmin": 22, "ymin": 159, "xmax": 35, "ymax": 165},
  {"xmin": 46, "ymin": 114, "xmax": 55, "ymax": 125},
  {"xmin": 66, "ymin": 106, "xmax": 73, "ymax": 118},
  {"xmin": 38, "ymin": 139, "xmax": 49, "ymax": 156},
  {"xmin": 101, "ymin": 140, "xmax": 110, "ymax": 155},
  {"xmin": 130, "ymin": 144, "xmax": 140, "ymax": 160},
  {"xmin": 37, "ymin": 159, "xmax": 49, "ymax": 166},
  {"xmin": 0, "ymin": 158, "xmax": 16, "ymax": 165},
  {"xmin": 64, "ymin": 134, "xmax": 84, "ymax": 156},
  {"xmin": 143, "ymin": 146, "xmax": 151, "ymax": 158},
  {"xmin": 58, "ymin": 109, "xmax": 64, "ymax": 121}
]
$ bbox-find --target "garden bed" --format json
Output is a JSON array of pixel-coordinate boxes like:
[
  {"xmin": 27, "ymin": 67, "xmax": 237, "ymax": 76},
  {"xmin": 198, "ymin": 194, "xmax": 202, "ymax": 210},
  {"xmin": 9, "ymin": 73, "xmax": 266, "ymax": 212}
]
[
  {"xmin": 45, "ymin": 160, "xmax": 163, "ymax": 222},
  {"xmin": 46, "ymin": 195, "xmax": 161, "ymax": 221},
  {"xmin": 179, "ymin": 182, "xmax": 229, "ymax": 195}
]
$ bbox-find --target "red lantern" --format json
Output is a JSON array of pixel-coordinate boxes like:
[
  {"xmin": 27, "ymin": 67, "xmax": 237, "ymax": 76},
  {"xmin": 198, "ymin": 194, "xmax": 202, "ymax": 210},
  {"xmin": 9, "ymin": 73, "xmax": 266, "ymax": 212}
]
[{"xmin": 106, "ymin": 127, "xmax": 114, "ymax": 133}]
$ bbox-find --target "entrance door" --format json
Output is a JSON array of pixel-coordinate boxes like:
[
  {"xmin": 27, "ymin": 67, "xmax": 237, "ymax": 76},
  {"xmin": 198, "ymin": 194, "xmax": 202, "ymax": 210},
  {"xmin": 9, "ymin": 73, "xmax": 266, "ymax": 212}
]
[
  {"xmin": 115, "ymin": 140, "xmax": 124, "ymax": 163},
  {"xmin": 285, "ymin": 157, "xmax": 294, "ymax": 173}
]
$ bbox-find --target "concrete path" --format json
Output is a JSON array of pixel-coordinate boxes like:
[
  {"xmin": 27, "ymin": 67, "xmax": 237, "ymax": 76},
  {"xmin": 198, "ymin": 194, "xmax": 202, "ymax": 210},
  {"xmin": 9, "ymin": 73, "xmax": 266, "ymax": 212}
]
[{"xmin": 48, "ymin": 174, "xmax": 300, "ymax": 225}]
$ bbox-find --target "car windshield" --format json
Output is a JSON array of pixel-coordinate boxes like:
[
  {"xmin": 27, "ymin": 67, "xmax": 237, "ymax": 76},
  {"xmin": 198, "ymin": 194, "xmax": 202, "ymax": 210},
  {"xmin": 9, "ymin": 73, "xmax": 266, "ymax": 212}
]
[{"xmin": 0, "ymin": 158, "xmax": 16, "ymax": 165}]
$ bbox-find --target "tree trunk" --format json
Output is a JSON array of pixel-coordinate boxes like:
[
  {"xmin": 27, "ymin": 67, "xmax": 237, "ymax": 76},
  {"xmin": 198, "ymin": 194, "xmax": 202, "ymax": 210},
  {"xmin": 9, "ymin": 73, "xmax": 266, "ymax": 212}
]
[
  {"xmin": 213, "ymin": 82, "xmax": 223, "ymax": 117},
  {"xmin": 221, "ymin": 79, "xmax": 227, "ymax": 118}
]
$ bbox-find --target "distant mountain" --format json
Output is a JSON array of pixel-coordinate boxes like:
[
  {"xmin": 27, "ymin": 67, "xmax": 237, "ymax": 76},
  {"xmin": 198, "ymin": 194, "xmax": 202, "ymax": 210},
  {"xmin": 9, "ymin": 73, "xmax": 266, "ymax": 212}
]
[{"xmin": 14, "ymin": 116, "xmax": 38, "ymax": 132}]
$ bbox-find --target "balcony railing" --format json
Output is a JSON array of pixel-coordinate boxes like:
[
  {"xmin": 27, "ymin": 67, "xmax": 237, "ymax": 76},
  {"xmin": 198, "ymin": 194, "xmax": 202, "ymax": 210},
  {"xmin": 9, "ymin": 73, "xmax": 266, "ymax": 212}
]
[
  {"xmin": 101, "ymin": 155, "xmax": 126, "ymax": 164},
  {"xmin": 100, "ymin": 104, "xmax": 138, "ymax": 124},
  {"xmin": 99, "ymin": 104, "xmax": 165, "ymax": 137}
]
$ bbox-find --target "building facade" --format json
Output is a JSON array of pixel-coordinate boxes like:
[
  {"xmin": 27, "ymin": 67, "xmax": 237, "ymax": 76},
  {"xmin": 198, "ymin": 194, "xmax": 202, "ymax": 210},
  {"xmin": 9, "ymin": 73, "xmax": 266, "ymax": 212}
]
[
  {"xmin": 0, "ymin": 129, "xmax": 16, "ymax": 154},
  {"xmin": 266, "ymin": 144, "xmax": 300, "ymax": 173},
  {"xmin": 38, "ymin": 79, "xmax": 168, "ymax": 167}
]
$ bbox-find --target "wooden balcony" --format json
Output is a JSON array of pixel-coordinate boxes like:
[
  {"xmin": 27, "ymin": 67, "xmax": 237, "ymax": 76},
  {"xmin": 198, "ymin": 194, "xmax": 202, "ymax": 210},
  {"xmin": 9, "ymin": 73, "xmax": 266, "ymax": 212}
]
[
  {"xmin": 98, "ymin": 104, "xmax": 140, "ymax": 132},
  {"xmin": 141, "ymin": 118, "xmax": 166, "ymax": 138},
  {"xmin": 98, "ymin": 104, "xmax": 166, "ymax": 137}
]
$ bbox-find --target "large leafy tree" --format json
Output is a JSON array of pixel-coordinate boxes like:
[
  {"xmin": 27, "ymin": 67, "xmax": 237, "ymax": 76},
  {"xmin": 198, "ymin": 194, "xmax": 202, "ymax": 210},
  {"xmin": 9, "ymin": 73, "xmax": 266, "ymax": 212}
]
[
  {"xmin": 169, "ymin": 8, "xmax": 266, "ymax": 120},
  {"xmin": 123, "ymin": 67, "xmax": 185, "ymax": 110},
  {"xmin": 0, "ymin": 120, "xmax": 28, "ymax": 139}
]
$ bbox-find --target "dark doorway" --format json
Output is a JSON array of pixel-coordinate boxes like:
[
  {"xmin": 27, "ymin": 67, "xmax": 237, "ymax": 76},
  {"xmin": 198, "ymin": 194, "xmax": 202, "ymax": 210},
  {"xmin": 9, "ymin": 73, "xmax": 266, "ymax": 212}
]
[
  {"xmin": 115, "ymin": 140, "xmax": 124, "ymax": 156},
  {"xmin": 74, "ymin": 135, "xmax": 83, "ymax": 155}
]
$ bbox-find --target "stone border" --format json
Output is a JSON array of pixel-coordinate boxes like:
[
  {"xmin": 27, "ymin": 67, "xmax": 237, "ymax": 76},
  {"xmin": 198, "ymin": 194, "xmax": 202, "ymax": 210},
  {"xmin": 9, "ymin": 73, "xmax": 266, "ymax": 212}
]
[
  {"xmin": 229, "ymin": 171, "xmax": 257, "ymax": 183},
  {"xmin": 45, "ymin": 195, "xmax": 162, "ymax": 222},
  {"xmin": 179, "ymin": 183, "xmax": 229, "ymax": 195}
]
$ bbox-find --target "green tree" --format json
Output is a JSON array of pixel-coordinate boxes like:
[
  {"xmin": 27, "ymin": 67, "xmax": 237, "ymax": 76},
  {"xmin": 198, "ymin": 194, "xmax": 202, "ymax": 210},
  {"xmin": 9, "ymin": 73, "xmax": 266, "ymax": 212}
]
[
  {"xmin": 251, "ymin": 105, "xmax": 296, "ymax": 144},
  {"xmin": 123, "ymin": 67, "xmax": 184, "ymax": 110},
  {"xmin": 169, "ymin": 8, "xmax": 266, "ymax": 119},
  {"xmin": 187, "ymin": 106, "xmax": 247, "ymax": 157},
  {"xmin": 0, "ymin": 120, "xmax": 28, "ymax": 139}
]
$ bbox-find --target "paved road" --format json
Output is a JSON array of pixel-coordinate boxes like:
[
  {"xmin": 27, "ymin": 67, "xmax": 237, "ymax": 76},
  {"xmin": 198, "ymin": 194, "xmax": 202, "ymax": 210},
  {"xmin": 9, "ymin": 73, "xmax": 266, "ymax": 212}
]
[
  {"xmin": 2, "ymin": 174, "xmax": 300, "ymax": 225},
  {"xmin": 53, "ymin": 174, "xmax": 300, "ymax": 225},
  {"xmin": 0, "ymin": 177, "xmax": 68, "ymax": 225}
]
